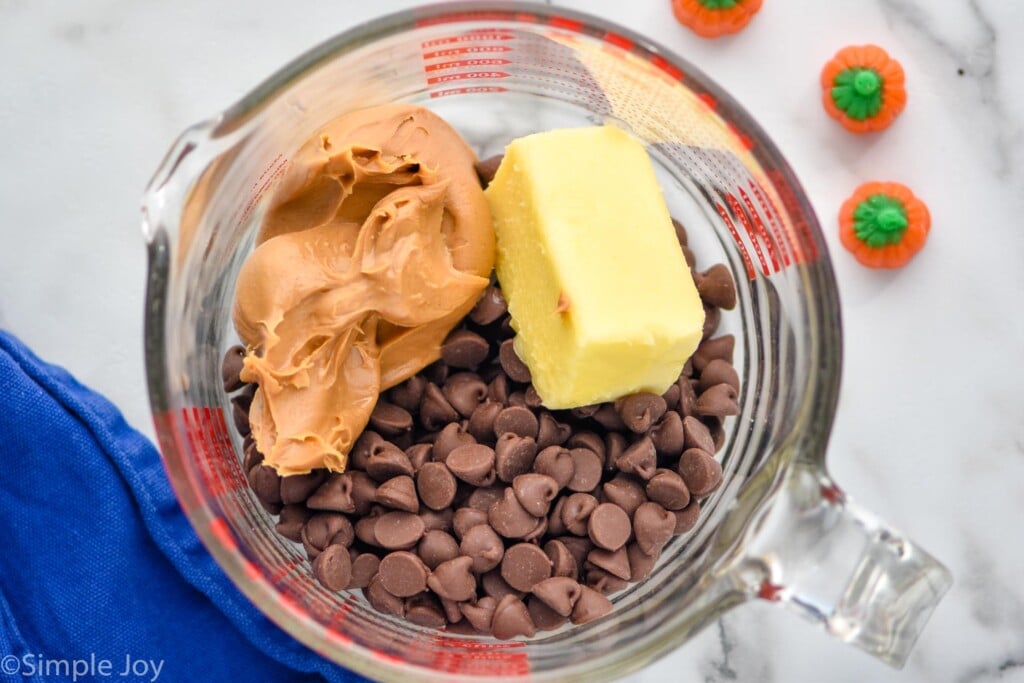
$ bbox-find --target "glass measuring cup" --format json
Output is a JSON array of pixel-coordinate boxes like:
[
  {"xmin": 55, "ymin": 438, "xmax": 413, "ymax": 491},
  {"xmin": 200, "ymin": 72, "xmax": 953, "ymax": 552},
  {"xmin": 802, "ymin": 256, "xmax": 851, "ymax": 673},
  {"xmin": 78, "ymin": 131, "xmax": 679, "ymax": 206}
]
[{"xmin": 141, "ymin": 3, "xmax": 952, "ymax": 681}]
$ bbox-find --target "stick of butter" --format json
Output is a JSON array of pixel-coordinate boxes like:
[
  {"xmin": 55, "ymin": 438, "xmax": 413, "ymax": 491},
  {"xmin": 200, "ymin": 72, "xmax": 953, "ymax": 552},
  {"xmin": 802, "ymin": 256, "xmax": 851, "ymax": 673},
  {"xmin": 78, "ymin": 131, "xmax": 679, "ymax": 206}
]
[{"xmin": 485, "ymin": 125, "xmax": 704, "ymax": 409}]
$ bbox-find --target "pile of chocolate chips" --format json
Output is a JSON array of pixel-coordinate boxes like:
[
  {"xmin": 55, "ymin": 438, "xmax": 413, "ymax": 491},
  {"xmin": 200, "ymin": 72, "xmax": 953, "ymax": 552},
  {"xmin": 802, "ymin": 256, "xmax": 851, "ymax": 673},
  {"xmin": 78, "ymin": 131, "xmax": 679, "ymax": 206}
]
[{"xmin": 222, "ymin": 220, "xmax": 739, "ymax": 640}]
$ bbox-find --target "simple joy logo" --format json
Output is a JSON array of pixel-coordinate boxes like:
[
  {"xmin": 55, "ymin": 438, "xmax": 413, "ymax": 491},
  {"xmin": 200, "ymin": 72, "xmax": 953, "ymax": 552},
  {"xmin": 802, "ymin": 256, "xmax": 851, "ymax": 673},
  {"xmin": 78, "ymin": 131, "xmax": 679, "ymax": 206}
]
[{"xmin": 1, "ymin": 653, "xmax": 164, "ymax": 681}]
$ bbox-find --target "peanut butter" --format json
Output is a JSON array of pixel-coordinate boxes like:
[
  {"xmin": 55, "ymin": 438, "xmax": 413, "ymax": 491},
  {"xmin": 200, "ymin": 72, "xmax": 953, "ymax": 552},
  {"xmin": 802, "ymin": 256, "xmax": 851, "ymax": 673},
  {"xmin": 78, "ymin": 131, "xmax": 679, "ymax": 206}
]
[{"xmin": 233, "ymin": 104, "xmax": 494, "ymax": 475}]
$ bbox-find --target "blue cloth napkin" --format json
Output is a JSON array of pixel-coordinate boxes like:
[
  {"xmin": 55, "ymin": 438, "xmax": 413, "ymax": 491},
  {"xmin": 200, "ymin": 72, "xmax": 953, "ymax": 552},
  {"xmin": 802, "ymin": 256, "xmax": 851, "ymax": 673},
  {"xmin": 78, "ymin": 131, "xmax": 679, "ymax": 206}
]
[{"xmin": 0, "ymin": 330, "xmax": 365, "ymax": 683}]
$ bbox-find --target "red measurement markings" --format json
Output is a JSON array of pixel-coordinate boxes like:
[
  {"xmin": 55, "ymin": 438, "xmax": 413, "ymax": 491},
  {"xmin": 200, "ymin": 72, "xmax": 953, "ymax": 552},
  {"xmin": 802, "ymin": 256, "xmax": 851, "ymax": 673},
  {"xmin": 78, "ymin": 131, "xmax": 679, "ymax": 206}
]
[
  {"xmin": 747, "ymin": 181, "xmax": 793, "ymax": 267},
  {"xmin": 426, "ymin": 71, "xmax": 509, "ymax": 85},
  {"xmin": 767, "ymin": 168, "xmax": 819, "ymax": 262},
  {"xmin": 602, "ymin": 31, "xmax": 633, "ymax": 51},
  {"xmin": 237, "ymin": 154, "xmax": 288, "ymax": 227},
  {"xmin": 736, "ymin": 188, "xmax": 783, "ymax": 273},
  {"xmin": 651, "ymin": 54, "xmax": 684, "ymax": 80},
  {"xmin": 422, "ymin": 44, "xmax": 511, "ymax": 59},
  {"xmin": 421, "ymin": 32, "xmax": 514, "ymax": 48},
  {"xmin": 429, "ymin": 86, "xmax": 507, "ymax": 99},
  {"xmin": 716, "ymin": 202, "xmax": 756, "ymax": 280},
  {"xmin": 428, "ymin": 637, "xmax": 530, "ymax": 676},
  {"xmin": 182, "ymin": 406, "xmax": 242, "ymax": 499},
  {"xmin": 726, "ymin": 193, "xmax": 770, "ymax": 277},
  {"xmin": 424, "ymin": 58, "xmax": 510, "ymax": 72}
]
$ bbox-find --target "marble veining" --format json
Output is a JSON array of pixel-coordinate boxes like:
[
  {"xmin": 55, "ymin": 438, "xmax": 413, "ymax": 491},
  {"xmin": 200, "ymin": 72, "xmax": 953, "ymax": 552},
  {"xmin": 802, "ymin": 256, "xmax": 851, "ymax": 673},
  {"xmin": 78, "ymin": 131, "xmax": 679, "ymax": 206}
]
[{"xmin": 0, "ymin": 1, "xmax": 1022, "ymax": 682}]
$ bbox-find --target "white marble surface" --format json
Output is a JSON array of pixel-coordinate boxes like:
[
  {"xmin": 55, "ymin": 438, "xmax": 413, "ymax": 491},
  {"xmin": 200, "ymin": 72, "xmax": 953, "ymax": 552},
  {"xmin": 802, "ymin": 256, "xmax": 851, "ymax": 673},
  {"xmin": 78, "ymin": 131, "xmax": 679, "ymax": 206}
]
[{"xmin": 1, "ymin": 1, "xmax": 1022, "ymax": 681}]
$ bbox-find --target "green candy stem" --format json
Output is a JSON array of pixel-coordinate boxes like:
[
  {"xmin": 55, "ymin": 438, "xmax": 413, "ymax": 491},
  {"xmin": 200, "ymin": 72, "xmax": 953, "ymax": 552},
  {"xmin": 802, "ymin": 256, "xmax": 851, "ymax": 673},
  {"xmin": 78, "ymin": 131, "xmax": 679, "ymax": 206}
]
[
  {"xmin": 853, "ymin": 194, "xmax": 908, "ymax": 248},
  {"xmin": 831, "ymin": 67, "xmax": 884, "ymax": 120},
  {"xmin": 697, "ymin": 0, "xmax": 739, "ymax": 8}
]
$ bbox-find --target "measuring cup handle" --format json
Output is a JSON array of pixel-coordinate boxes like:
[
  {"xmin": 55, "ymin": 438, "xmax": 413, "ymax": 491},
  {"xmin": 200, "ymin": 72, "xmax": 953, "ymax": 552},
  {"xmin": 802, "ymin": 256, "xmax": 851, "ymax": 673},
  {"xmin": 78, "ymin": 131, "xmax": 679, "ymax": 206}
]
[{"xmin": 742, "ymin": 464, "xmax": 952, "ymax": 668}]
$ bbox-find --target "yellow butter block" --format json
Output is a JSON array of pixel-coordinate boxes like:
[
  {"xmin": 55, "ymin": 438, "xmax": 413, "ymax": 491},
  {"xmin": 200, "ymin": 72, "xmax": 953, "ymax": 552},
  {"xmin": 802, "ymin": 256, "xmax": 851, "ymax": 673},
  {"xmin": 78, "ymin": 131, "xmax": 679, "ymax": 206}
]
[{"xmin": 485, "ymin": 125, "xmax": 704, "ymax": 409}]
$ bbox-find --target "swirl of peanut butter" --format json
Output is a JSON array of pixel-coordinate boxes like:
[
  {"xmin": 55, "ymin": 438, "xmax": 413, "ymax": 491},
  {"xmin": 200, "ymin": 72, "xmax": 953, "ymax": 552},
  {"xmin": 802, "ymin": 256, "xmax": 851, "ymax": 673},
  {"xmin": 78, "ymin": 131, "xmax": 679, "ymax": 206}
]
[{"xmin": 233, "ymin": 104, "xmax": 494, "ymax": 476}]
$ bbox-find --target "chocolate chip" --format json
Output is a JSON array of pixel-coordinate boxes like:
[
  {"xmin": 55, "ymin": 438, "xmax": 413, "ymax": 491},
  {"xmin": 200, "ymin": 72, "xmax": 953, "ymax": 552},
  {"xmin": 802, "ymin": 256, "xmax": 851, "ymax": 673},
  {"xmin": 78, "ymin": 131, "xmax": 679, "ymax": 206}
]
[
  {"xmin": 405, "ymin": 593, "xmax": 447, "ymax": 629},
  {"xmin": 302, "ymin": 512, "xmax": 354, "ymax": 559},
  {"xmin": 465, "ymin": 485, "xmax": 506, "ymax": 512},
  {"xmin": 481, "ymin": 569, "xmax": 524, "ymax": 601},
  {"xmin": 673, "ymin": 499, "xmax": 702, "ymax": 534},
  {"xmin": 682, "ymin": 416, "xmax": 716, "ymax": 453},
  {"xmin": 536, "ymin": 412, "xmax": 571, "ymax": 449},
  {"xmin": 389, "ymin": 375, "xmax": 427, "ymax": 414},
  {"xmin": 695, "ymin": 383, "xmax": 739, "ymax": 417},
  {"xmin": 350, "ymin": 553, "xmax": 380, "ymax": 589},
  {"xmin": 692, "ymin": 335, "xmax": 735, "ymax": 373},
  {"xmin": 524, "ymin": 386, "xmax": 544, "ymax": 409},
  {"xmin": 567, "ymin": 448, "xmax": 603, "ymax": 493},
  {"xmin": 543, "ymin": 539, "xmax": 578, "ymax": 579},
  {"xmin": 374, "ymin": 511, "xmax": 425, "ymax": 549},
  {"xmin": 312, "ymin": 544, "xmax": 352, "ymax": 592},
  {"xmin": 446, "ymin": 444, "xmax": 497, "ymax": 487},
  {"xmin": 452, "ymin": 507, "xmax": 489, "ymax": 539},
  {"xmin": 555, "ymin": 536, "xmax": 594, "ymax": 571},
  {"xmin": 512, "ymin": 473, "xmax": 560, "ymax": 517},
  {"xmin": 533, "ymin": 446, "xmax": 574, "ymax": 489},
  {"xmin": 546, "ymin": 497, "xmax": 568, "ymax": 536},
  {"xmin": 586, "ymin": 546, "xmax": 631, "ymax": 580},
  {"xmin": 532, "ymin": 576, "xmax": 582, "ymax": 617},
  {"xmin": 248, "ymin": 464, "xmax": 282, "ymax": 509},
  {"xmin": 493, "ymin": 406, "xmax": 538, "ymax": 439},
  {"xmin": 232, "ymin": 383, "xmax": 256, "ymax": 412},
  {"xmin": 405, "ymin": 443, "xmax": 432, "ymax": 472},
  {"xmin": 427, "ymin": 555, "xmax": 477, "ymax": 601},
  {"xmin": 442, "ymin": 329, "xmax": 491, "ymax": 369},
  {"xmin": 615, "ymin": 393, "xmax": 668, "ymax": 434},
  {"xmin": 304, "ymin": 473, "xmax": 352, "ymax": 514},
  {"xmin": 489, "ymin": 487, "xmax": 541, "ymax": 539},
  {"xmin": 232, "ymin": 402, "xmax": 251, "ymax": 436},
  {"xmin": 591, "ymin": 404, "xmax": 626, "ymax": 431},
  {"xmin": 222, "ymin": 345, "xmax": 247, "ymax": 392},
  {"xmin": 460, "ymin": 596, "xmax": 497, "ymax": 632},
  {"xmin": 561, "ymin": 493, "xmax": 598, "ymax": 536},
  {"xmin": 275, "ymin": 504, "xmax": 310, "ymax": 543},
  {"xmin": 627, "ymin": 543, "xmax": 659, "ymax": 581},
  {"xmin": 528, "ymin": 596, "xmax": 568, "ymax": 631},
  {"xmin": 702, "ymin": 304, "xmax": 721, "ymax": 340},
  {"xmin": 585, "ymin": 567, "xmax": 629, "ymax": 595},
  {"xmin": 501, "ymin": 543, "xmax": 553, "ymax": 592},
  {"xmin": 350, "ymin": 430, "xmax": 385, "ymax": 471},
  {"xmin": 645, "ymin": 468, "xmax": 691, "ymax": 511},
  {"xmin": 681, "ymin": 245, "xmax": 697, "ymax": 268},
  {"xmin": 601, "ymin": 475, "xmax": 647, "ymax": 517},
  {"xmin": 470, "ymin": 284, "xmax": 507, "ymax": 325},
  {"xmin": 366, "ymin": 443, "xmax": 415, "ymax": 482},
  {"xmin": 487, "ymin": 374, "xmax": 510, "ymax": 405},
  {"xmin": 661, "ymin": 381, "xmax": 681, "ymax": 411},
  {"xmin": 369, "ymin": 401, "xmax": 413, "ymax": 437},
  {"xmin": 695, "ymin": 263, "xmax": 737, "ymax": 310},
  {"xmin": 571, "ymin": 404, "xmax": 600, "ymax": 419},
  {"xmin": 431, "ymin": 422, "xmax": 477, "ymax": 463},
  {"xmin": 415, "ymin": 461, "xmax": 457, "ymax": 511},
  {"xmin": 442, "ymin": 372, "xmax": 489, "ymax": 417},
  {"xmin": 678, "ymin": 376, "xmax": 697, "ymax": 417},
  {"xmin": 354, "ymin": 515, "xmax": 380, "ymax": 547},
  {"xmin": 279, "ymin": 469, "xmax": 326, "ymax": 505},
  {"xmin": 419, "ymin": 507, "xmax": 454, "ymax": 533},
  {"xmin": 491, "ymin": 594, "xmax": 536, "ymax": 639},
  {"xmin": 650, "ymin": 411, "xmax": 685, "ymax": 457},
  {"xmin": 460, "ymin": 524, "xmax": 504, "ymax": 573},
  {"xmin": 633, "ymin": 502, "xmax": 676, "ymax": 555},
  {"xmin": 467, "ymin": 400, "xmax": 503, "ymax": 442},
  {"xmin": 423, "ymin": 359, "xmax": 449, "ymax": 385},
  {"xmin": 587, "ymin": 503, "xmax": 632, "ymax": 551},
  {"xmin": 243, "ymin": 436, "xmax": 263, "ymax": 471},
  {"xmin": 416, "ymin": 530, "xmax": 459, "ymax": 570},
  {"xmin": 706, "ymin": 416, "xmax": 726, "ymax": 450},
  {"xmin": 365, "ymin": 575, "xmax": 405, "ymax": 617},
  {"xmin": 419, "ymin": 383, "xmax": 459, "ymax": 431},
  {"xmin": 498, "ymin": 339, "xmax": 532, "ymax": 383},
  {"xmin": 494, "ymin": 433, "xmax": 538, "ymax": 482},
  {"xmin": 570, "ymin": 585, "xmax": 613, "ymax": 625},
  {"xmin": 375, "ymin": 475, "xmax": 419, "ymax": 512},
  {"xmin": 604, "ymin": 433, "xmax": 628, "ymax": 473},
  {"xmin": 678, "ymin": 448, "xmax": 723, "ymax": 496},
  {"xmin": 474, "ymin": 154, "xmax": 504, "ymax": 189},
  {"xmin": 616, "ymin": 437, "xmax": 657, "ymax": 480},
  {"xmin": 671, "ymin": 217, "xmax": 688, "ymax": 246},
  {"xmin": 378, "ymin": 551, "xmax": 429, "ymax": 597}
]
